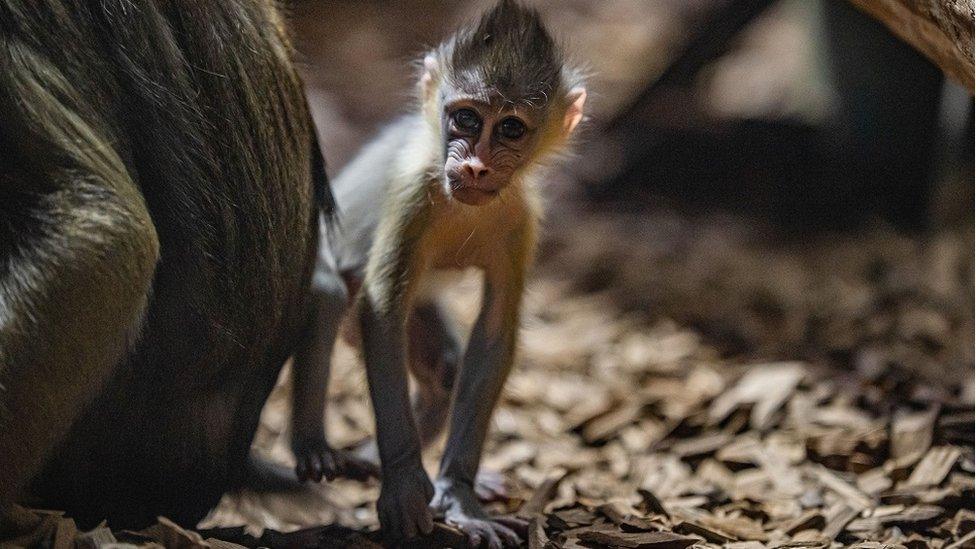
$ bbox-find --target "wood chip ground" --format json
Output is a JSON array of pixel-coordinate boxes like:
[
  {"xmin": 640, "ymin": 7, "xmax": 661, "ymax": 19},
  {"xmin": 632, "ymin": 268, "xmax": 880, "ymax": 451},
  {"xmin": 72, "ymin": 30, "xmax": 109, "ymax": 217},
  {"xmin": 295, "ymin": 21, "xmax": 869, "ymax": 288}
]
[{"xmin": 6, "ymin": 211, "xmax": 972, "ymax": 547}]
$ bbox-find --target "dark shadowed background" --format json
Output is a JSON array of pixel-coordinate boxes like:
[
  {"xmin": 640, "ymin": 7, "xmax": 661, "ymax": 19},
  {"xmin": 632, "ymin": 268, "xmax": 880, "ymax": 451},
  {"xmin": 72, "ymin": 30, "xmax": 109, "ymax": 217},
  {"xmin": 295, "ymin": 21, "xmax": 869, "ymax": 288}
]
[{"xmin": 284, "ymin": 0, "xmax": 973, "ymax": 380}]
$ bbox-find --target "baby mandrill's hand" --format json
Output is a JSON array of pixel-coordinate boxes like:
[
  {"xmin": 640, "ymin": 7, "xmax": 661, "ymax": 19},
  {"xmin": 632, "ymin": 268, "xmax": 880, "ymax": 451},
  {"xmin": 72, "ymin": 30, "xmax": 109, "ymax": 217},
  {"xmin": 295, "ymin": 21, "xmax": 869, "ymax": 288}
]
[{"xmin": 378, "ymin": 463, "xmax": 435, "ymax": 543}]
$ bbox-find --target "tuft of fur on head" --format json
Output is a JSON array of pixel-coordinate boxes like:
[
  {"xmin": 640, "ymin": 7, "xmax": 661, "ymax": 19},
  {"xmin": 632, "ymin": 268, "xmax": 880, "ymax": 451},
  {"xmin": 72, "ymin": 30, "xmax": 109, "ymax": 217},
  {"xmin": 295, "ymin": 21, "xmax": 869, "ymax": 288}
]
[
  {"xmin": 425, "ymin": 1, "xmax": 585, "ymax": 103},
  {"xmin": 420, "ymin": 0, "xmax": 586, "ymax": 163},
  {"xmin": 450, "ymin": 0, "xmax": 560, "ymax": 104}
]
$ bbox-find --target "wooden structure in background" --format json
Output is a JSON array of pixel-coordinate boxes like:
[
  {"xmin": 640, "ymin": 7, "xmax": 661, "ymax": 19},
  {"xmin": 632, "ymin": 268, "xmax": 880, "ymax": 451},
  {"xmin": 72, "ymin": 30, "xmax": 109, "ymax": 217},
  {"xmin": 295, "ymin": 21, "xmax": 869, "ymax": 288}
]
[{"xmin": 849, "ymin": 0, "xmax": 974, "ymax": 89}]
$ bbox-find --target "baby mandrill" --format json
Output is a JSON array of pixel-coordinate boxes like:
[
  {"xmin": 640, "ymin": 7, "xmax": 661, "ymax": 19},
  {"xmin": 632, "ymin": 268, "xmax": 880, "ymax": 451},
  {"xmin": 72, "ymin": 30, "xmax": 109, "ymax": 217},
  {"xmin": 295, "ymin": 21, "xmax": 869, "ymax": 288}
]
[{"xmin": 290, "ymin": 1, "xmax": 586, "ymax": 546}]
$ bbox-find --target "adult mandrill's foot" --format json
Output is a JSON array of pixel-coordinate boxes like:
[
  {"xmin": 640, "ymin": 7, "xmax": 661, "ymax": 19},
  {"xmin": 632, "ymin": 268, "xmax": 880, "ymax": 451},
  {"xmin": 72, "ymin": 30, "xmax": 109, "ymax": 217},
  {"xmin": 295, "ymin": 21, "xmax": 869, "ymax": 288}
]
[
  {"xmin": 293, "ymin": 437, "xmax": 379, "ymax": 483},
  {"xmin": 432, "ymin": 477, "xmax": 528, "ymax": 549},
  {"xmin": 378, "ymin": 463, "xmax": 435, "ymax": 544}
]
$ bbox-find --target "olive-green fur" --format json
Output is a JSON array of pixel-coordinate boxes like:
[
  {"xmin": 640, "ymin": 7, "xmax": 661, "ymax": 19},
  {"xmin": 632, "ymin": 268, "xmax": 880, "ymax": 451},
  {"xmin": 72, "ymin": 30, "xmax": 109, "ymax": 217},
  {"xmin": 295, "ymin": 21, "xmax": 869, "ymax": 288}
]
[{"xmin": 0, "ymin": 0, "xmax": 322, "ymax": 529}]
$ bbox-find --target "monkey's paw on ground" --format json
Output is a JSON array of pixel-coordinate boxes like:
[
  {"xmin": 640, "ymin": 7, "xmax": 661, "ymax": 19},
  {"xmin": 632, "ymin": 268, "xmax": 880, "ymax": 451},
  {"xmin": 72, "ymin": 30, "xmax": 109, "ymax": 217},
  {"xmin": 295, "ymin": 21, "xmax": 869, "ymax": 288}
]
[
  {"xmin": 431, "ymin": 477, "xmax": 528, "ymax": 548},
  {"xmin": 376, "ymin": 464, "xmax": 436, "ymax": 543},
  {"xmin": 293, "ymin": 438, "xmax": 380, "ymax": 483},
  {"xmin": 342, "ymin": 439, "xmax": 514, "ymax": 503}
]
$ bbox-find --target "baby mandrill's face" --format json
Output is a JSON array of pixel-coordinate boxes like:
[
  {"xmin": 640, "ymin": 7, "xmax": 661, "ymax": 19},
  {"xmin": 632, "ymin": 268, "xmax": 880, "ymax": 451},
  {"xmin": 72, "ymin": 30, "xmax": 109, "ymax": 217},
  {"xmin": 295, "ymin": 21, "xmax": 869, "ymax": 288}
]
[{"xmin": 441, "ymin": 98, "xmax": 540, "ymax": 206}]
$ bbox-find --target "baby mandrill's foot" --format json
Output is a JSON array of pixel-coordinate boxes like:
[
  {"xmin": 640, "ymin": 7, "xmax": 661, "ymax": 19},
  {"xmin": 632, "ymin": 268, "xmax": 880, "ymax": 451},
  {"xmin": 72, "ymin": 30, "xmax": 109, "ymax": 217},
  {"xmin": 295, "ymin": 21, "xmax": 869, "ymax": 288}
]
[
  {"xmin": 293, "ymin": 437, "xmax": 379, "ymax": 483},
  {"xmin": 432, "ymin": 477, "xmax": 528, "ymax": 549}
]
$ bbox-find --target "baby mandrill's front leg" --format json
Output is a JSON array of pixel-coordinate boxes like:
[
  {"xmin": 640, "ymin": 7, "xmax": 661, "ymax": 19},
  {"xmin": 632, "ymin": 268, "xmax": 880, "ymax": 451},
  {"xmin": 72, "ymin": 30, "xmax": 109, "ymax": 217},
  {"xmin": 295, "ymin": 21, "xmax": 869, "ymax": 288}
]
[
  {"xmin": 432, "ymin": 274, "xmax": 529, "ymax": 549},
  {"xmin": 359, "ymin": 295, "xmax": 436, "ymax": 542}
]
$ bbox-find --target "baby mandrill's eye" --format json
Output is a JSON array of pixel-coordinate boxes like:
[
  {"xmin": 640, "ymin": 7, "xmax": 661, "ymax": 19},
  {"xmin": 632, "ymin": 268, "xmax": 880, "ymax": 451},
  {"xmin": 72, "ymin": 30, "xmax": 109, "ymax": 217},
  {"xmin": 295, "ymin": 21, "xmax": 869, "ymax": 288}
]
[
  {"xmin": 498, "ymin": 117, "xmax": 527, "ymax": 140},
  {"xmin": 452, "ymin": 109, "xmax": 481, "ymax": 133}
]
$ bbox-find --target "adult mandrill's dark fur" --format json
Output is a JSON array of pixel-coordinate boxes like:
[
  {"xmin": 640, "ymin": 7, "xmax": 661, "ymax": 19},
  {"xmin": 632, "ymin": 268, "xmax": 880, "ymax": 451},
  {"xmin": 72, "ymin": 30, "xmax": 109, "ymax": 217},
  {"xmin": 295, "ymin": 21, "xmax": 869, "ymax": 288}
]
[{"xmin": 0, "ymin": 0, "xmax": 327, "ymax": 529}]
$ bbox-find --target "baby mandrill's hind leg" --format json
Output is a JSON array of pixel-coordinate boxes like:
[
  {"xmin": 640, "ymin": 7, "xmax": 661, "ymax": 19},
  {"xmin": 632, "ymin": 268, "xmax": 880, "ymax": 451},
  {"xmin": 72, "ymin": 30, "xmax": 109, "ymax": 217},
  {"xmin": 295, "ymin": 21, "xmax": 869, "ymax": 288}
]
[
  {"xmin": 356, "ymin": 302, "xmax": 509, "ymax": 499},
  {"xmin": 352, "ymin": 300, "xmax": 461, "ymax": 464},
  {"xmin": 406, "ymin": 301, "xmax": 462, "ymax": 448},
  {"xmin": 291, "ymin": 264, "xmax": 377, "ymax": 483}
]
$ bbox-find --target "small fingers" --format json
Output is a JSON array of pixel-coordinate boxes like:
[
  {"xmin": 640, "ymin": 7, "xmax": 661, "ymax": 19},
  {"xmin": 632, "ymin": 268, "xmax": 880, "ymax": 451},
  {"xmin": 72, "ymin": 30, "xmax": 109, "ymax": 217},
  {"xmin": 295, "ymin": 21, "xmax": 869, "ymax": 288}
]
[
  {"xmin": 310, "ymin": 455, "xmax": 324, "ymax": 482},
  {"xmin": 490, "ymin": 521, "xmax": 520, "ymax": 547},
  {"xmin": 300, "ymin": 448, "xmax": 379, "ymax": 483},
  {"xmin": 403, "ymin": 508, "xmax": 431, "ymax": 540},
  {"xmin": 379, "ymin": 496, "xmax": 434, "ymax": 544},
  {"xmin": 321, "ymin": 451, "xmax": 338, "ymax": 482},
  {"xmin": 359, "ymin": 458, "xmax": 382, "ymax": 479},
  {"xmin": 295, "ymin": 455, "xmax": 322, "ymax": 483},
  {"xmin": 492, "ymin": 516, "xmax": 528, "ymax": 537},
  {"xmin": 481, "ymin": 525, "xmax": 503, "ymax": 549},
  {"xmin": 453, "ymin": 519, "xmax": 522, "ymax": 549},
  {"xmin": 294, "ymin": 460, "xmax": 309, "ymax": 483}
]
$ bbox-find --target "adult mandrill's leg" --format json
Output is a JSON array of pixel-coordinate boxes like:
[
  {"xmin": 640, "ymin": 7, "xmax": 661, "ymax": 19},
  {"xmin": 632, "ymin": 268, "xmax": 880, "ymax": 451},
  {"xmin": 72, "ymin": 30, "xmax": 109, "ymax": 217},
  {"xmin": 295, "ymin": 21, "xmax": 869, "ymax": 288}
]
[{"xmin": 0, "ymin": 46, "xmax": 159, "ymax": 517}]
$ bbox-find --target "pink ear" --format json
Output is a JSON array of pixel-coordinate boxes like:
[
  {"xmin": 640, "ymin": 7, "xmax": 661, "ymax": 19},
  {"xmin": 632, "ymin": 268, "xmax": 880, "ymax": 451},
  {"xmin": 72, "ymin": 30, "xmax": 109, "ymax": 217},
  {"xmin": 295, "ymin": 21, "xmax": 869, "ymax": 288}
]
[{"xmin": 563, "ymin": 87, "xmax": 587, "ymax": 135}]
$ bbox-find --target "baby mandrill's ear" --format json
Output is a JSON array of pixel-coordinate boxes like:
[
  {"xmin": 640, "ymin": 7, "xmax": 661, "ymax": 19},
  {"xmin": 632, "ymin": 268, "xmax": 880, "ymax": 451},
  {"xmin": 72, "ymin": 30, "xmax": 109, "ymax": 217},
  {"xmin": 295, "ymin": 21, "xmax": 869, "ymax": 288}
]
[
  {"xmin": 420, "ymin": 53, "xmax": 439, "ymax": 100},
  {"xmin": 562, "ymin": 87, "xmax": 587, "ymax": 136}
]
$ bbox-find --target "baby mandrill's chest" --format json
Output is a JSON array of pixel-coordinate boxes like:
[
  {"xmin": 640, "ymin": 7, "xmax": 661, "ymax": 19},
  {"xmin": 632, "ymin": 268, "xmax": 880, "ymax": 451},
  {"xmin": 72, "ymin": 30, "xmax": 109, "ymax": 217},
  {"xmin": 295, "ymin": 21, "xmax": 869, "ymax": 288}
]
[{"xmin": 423, "ymin": 198, "xmax": 526, "ymax": 272}]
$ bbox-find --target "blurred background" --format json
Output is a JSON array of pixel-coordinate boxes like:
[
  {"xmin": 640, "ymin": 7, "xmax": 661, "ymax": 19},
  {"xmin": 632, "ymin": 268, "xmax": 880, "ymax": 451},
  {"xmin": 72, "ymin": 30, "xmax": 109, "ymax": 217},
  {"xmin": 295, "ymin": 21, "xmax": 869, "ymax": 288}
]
[
  {"xmin": 286, "ymin": 0, "xmax": 974, "ymax": 384},
  {"xmin": 202, "ymin": 1, "xmax": 975, "ymax": 543}
]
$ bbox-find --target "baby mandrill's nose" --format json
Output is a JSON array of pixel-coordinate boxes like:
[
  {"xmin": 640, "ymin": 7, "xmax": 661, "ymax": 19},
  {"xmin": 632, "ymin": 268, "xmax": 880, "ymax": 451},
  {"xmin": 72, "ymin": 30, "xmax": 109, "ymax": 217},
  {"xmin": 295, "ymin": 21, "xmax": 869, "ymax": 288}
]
[{"xmin": 463, "ymin": 159, "xmax": 489, "ymax": 180}]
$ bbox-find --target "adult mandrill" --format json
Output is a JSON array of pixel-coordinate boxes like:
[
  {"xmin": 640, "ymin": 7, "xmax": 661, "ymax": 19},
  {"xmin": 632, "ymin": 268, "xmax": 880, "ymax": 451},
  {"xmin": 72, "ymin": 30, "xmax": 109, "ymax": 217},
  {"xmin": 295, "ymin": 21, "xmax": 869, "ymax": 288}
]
[
  {"xmin": 0, "ymin": 0, "xmax": 328, "ymax": 530},
  {"xmin": 289, "ymin": 1, "xmax": 586, "ymax": 546}
]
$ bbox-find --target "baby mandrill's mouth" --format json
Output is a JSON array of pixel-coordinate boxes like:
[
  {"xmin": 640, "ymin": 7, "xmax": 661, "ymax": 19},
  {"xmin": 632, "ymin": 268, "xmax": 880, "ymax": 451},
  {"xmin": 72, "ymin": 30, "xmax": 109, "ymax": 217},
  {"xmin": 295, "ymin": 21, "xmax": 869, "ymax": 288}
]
[
  {"xmin": 447, "ymin": 176, "xmax": 499, "ymax": 206},
  {"xmin": 451, "ymin": 185, "xmax": 498, "ymax": 206}
]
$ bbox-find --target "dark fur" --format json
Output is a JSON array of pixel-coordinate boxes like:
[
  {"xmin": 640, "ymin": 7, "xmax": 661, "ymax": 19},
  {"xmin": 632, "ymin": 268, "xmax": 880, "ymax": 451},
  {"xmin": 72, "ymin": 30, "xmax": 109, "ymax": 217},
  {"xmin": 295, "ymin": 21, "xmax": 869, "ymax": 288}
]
[
  {"xmin": 0, "ymin": 0, "xmax": 322, "ymax": 529},
  {"xmin": 446, "ymin": 0, "xmax": 561, "ymax": 104}
]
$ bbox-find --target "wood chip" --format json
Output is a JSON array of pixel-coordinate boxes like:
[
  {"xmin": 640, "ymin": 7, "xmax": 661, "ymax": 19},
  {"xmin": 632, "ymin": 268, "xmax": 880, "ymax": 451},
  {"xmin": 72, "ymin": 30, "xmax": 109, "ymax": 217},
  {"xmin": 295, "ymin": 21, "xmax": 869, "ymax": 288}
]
[
  {"xmin": 890, "ymin": 406, "xmax": 939, "ymax": 465},
  {"xmin": 781, "ymin": 510, "xmax": 826, "ymax": 535},
  {"xmin": 671, "ymin": 432, "xmax": 733, "ymax": 459},
  {"xmin": 549, "ymin": 507, "xmax": 597, "ymax": 530},
  {"xmin": 857, "ymin": 467, "xmax": 894, "ymax": 495},
  {"xmin": 581, "ymin": 400, "xmax": 646, "ymax": 444},
  {"xmin": 597, "ymin": 501, "xmax": 666, "ymax": 531},
  {"xmin": 822, "ymin": 503, "xmax": 860, "ymax": 540},
  {"xmin": 945, "ymin": 530, "xmax": 976, "ymax": 549},
  {"xmin": 636, "ymin": 489, "xmax": 671, "ymax": 518},
  {"xmin": 847, "ymin": 504, "xmax": 945, "ymax": 531},
  {"xmin": 76, "ymin": 527, "xmax": 118, "ymax": 549},
  {"xmin": 708, "ymin": 362, "xmax": 805, "ymax": 430},
  {"xmin": 810, "ymin": 465, "xmax": 874, "ymax": 510},
  {"xmin": 901, "ymin": 446, "xmax": 962, "ymax": 489},
  {"xmin": 576, "ymin": 529, "xmax": 699, "ymax": 548},
  {"xmin": 518, "ymin": 468, "xmax": 569, "ymax": 519},
  {"xmin": 673, "ymin": 520, "xmax": 735, "ymax": 543}
]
